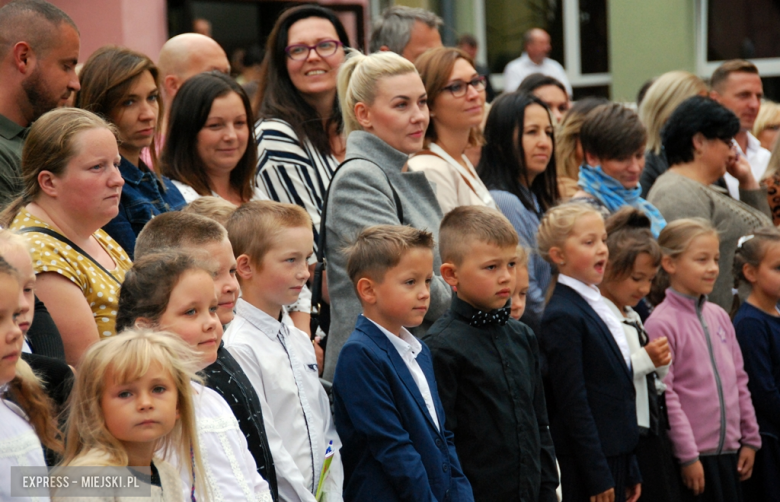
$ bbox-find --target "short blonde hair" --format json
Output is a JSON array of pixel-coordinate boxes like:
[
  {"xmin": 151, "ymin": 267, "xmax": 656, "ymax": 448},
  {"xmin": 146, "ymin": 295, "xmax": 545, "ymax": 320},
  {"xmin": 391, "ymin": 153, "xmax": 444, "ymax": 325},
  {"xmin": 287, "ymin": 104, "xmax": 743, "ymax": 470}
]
[
  {"xmin": 753, "ymin": 100, "xmax": 780, "ymax": 146},
  {"xmin": 537, "ymin": 203, "xmax": 601, "ymax": 265},
  {"xmin": 439, "ymin": 206, "xmax": 518, "ymax": 265},
  {"xmin": 639, "ymin": 71, "xmax": 708, "ymax": 154},
  {"xmin": 182, "ymin": 196, "xmax": 237, "ymax": 226},
  {"xmin": 226, "ymin": 200, "xmax": 312, "ymax": 268},
  {"xmin": 0, "ymin": 229, "xmax": 29, "ymax": 257},
  {"xmin": 338, "ymin": 49, "xmax": 418, "ymax": 135},
  {"xmin": 516, "ymin": 245, "xmax": 529, "ymax": 269},
  {"xmin": 344, "ymin": 225, "xmax": 434, "ymax": 286}
]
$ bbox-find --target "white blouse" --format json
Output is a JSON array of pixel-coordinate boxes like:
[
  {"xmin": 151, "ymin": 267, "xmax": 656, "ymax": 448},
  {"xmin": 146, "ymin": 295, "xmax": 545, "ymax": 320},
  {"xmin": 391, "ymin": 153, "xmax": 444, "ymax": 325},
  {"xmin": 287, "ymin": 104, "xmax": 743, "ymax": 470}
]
[
  {"xmin": 170, "ymin": 180, "xmax": 269, "ymax": 205},
  {"xmin": 0, "ymin": 396, "xmax": 49, "ymax": 502}
]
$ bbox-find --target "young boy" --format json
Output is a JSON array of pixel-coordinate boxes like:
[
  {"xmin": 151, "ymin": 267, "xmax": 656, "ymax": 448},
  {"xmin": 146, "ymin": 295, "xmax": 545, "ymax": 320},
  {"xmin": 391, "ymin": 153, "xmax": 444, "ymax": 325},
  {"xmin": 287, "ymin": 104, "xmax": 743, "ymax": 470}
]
[
  {"xmin": 423, "ymin": 206, "xmax": 558, "ymax": 502},
  {"xmin": 333, "ymin": 225, "xmax": 474, "ymax": 502},
  {"xmin": 222, "ymin": 200, "xmax": 343, "ymax": 502},
  {"xmin": 134, "ymin": 211, "xmax": 278, "ymax": 501}
]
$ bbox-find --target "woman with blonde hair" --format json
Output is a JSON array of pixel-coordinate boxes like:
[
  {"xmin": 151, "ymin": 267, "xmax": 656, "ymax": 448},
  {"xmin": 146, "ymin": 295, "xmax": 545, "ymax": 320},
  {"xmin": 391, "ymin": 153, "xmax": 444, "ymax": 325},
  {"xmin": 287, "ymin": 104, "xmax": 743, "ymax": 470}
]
[
  {"xmin": 555, "ymin": 97, "xmax": 609, "ymax": 199},
  {"xmin": 759, "ymin": 132, "xmax": 780, "ymax": 225},
  {"xmin": 753, "ymin": 100, "xmax": 780, "ymax": 151},
  {"xmin": 638, "ymin": 71, "xmax": 708, "ymax": 197}
]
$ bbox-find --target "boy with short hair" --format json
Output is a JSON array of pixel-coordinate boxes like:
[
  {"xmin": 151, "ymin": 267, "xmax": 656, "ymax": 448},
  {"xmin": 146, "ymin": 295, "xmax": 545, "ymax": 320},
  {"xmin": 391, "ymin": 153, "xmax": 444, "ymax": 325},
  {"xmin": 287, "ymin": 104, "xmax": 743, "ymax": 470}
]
[
  {"xmin": 333, "ymin": 224, "xmax": 474, "ymax": 502},
  {"xmin": 223, "ymin": 200, "xmax": 343, "ymax": 502},
  {"xmin": 423, "ymin": 206, "xmax": 558, "ymax": 502}
]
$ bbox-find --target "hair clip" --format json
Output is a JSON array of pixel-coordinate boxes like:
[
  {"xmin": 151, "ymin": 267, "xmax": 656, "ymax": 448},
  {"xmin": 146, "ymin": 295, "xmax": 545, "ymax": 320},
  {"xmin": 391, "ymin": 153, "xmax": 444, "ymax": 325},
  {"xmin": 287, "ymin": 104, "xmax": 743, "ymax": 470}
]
[{"xmin": 737, "ymin": 234, "xmax": 755, "ymax": 248}]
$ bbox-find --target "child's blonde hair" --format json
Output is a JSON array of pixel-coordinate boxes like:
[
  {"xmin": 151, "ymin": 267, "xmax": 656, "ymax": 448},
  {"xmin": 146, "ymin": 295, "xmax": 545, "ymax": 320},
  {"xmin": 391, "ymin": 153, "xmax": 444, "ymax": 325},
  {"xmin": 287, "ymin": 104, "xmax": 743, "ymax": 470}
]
[
  {"xmin": 62, "ymin": 330, "xmax": 207, "ymax": 499},
  {"xmin": 337, "ymin": 49, "xmax": 418, "ymax": 135},
  {"xmin": 648, "ymin": 218, "xmax": 718, "ymax": 305},
  {"xmin": 516, "ymin": 245, "xmax": 529, "ymax": 269},
  {"xmin": 182, "ymin": 196, "xmax": 237, "ymax": 226},
  {"xmin": 537, "ymin": 203, "xmax": 602, "ymax": 265},
  {"xmin": 0, "ymin": 229, "xmax": 29, "ymax": 256}
]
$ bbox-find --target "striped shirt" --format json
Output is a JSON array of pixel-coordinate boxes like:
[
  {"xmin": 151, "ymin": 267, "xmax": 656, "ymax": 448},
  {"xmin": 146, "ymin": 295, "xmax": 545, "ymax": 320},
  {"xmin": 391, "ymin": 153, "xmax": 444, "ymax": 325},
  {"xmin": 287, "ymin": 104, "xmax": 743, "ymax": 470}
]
[{"xmin": 255, "ymin": 118, "xmax": 339, "ymax": 254}]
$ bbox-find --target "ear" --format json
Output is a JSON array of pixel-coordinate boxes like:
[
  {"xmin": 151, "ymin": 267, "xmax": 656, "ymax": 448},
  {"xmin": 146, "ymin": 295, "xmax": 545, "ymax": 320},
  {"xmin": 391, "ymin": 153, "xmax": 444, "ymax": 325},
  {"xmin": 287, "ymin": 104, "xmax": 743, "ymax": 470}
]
[
  {"xmin": 37, "ymin": 170, "xmax": 58, "ymax": 198},
  {"xmin": 134, "ymin": 317, "xmax": 153, "ymax": 329},
  {"xmin": 12, "ymin": 42, "xmax": 34, "ymax": 74},
  {"xmin": 235, "ymin": 254, "xmax": 254, "ymax": 281},
  {"xmin": 692, "ymin": 132, "xmax": 706, "ymax": 156},
  {"xmin": 584, "ymin": 151, "xmax": 600, "ymax": 168},
  {"xmin": 548, "ymin": 246, "xmax": 565, "ymax": 266},
  {"xmin": 742, "ymin": 262, "xmax": 759, "ymax": 284},
  {"xmin": 163, "ymin": 75, "xmax": 180, "ymax": 99},
  {"xmin": 661, "ymin": 254, "xmax": 676, "ymax": 274},
  {"xmin": 440, "ymin": 262, "xmax": 459, "ymax": 288},
  {"xmin": 356, "ymin": 277, "xmax": 377, "ymax": 305},
  {"xmin": 709, "ymin": 89, "xmax": 721, "ymax": 102},
  {"xmin": 355, "ymin": 102, "xmax": 371, "ymax": 130}
]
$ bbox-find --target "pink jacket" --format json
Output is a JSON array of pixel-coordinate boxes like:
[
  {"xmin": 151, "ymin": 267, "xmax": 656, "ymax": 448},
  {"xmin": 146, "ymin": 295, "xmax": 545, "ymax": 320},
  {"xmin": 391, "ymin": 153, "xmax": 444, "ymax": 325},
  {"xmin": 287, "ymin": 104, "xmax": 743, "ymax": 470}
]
[{"xmin": 645, "ymin": 288, "xmax": 760, "ymax": 464}]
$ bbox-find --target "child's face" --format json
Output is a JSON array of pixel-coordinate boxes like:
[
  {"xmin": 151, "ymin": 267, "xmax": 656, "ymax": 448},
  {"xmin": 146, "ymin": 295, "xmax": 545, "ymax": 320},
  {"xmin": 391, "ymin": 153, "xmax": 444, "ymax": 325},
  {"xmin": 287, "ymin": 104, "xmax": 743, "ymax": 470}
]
[
  {"xmin": 3, "ymin": 246, "xmax": 35, "ymax": 334},
  {"xmin": 449, "ymin": 242, "xmax": 517, "ymax": 311},
  {"xmin": 665, "ymin": 233, "xmax": 719, "ymax": 297},
  {"xmin": 555, "ymin": 213, "xmax": 608, "ymax": 285},
  {"xmin": 0, "ymin": 273, "xmax": 22, "ymax": 386},
  {"xmin": 600, "ymin": 253, "xmax": 659, "ymax": 311},
  {"xmin": 158, "ymin": 270, "xmax": 222, "ymax": 368},
  {"xmin": 201, "ymin": 237, "xmax": 239, "ymax": 325},
  {"xmin": 101, "ymin": 361, "xmax": 179, "ymax": 457},
  {"xmin": 368, "ymin": 247, "xmax": 433, "ymax": 330},
  {"xmin": 748, "ymin": 241, "xmax": 780, "ymax": 302},
  {"xmin": 510, "ymin": 264, "xmax": 529, "ymax": 320},
  {"xmin": 250, "ymin": 226, "xmax": 313, "ymax": 315}
]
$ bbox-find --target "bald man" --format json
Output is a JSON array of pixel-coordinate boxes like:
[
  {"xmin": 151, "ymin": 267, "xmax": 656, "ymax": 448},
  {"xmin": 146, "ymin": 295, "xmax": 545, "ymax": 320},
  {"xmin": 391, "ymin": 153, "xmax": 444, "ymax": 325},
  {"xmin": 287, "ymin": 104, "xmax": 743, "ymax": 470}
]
[
  {"xmin": 503, "ymin": 28, "xmax": 571, "ymax": 96},
  {"xmin": 0, "ymin": 0, "xmax": 80, "ymax": 207}
]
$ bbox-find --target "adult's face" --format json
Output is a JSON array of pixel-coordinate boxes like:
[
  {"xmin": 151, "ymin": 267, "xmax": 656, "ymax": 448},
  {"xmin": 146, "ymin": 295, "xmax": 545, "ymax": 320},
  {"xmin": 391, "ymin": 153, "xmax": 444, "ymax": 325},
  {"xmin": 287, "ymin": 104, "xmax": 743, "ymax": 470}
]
[
  {"xmin": 697, "ymin": 135, "xmax": 735, "ymax": 182},
  {"xmin": 526, "ymin": 30, "xmax": 551, "ymax": 64},
  {"xmin": 196, "ymin": 91, "xmax": 249, "ymax": 179},
  {"xmin": 285, "ymin": 17, "xmax": 345, "ymax": 103},
  {"xmin": 532, "ymin": 84, "xmax": 569, "ymax": 124},
  {"xmin": 431, "ymin": 58, "xmax": 485, "ymax": 134},
  {"xmin": 711, "ymin": 72, "xmax": 763, "ymax": 132},
  {"xmin": 521, "ymin": 103, "xmax": 554, "ymax": 184},
  {"xmin": 402, "ymin": 21, "xmax": 442, "ymax": 63},
  {"xmin": 111, "ymin": 70, "xmax": 159, "ymax": 157},
  {"xmin": 586, "ymin": 147, "xmax": 646, "ymax": 189},
  {"xmin": 22, "ymin": 23, "xmax": 80, "ymax": 123}
]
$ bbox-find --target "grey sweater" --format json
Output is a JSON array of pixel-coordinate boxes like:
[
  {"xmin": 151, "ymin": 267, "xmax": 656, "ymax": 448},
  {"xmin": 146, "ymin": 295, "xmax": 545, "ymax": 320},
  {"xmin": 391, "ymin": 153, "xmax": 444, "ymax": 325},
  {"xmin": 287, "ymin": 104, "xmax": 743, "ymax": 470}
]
[
  {"xmin": 322, "ymin": 131, "xmax": 451, "ymax": 380},
  {"xmin": 647, "ymin": 171, "xmax": 772, "ymax": 310}
]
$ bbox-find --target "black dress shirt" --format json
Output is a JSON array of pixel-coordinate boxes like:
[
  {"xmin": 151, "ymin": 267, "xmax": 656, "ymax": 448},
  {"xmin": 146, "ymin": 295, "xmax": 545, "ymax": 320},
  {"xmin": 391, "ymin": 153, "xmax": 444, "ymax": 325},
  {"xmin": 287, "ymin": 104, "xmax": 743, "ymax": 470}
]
[
  {"xmin": 423, "ymin": 294, "xmax": 558, "ymax": 502},
  {"xmin": 203, "ymin": 343, "xmax": 278, "ymax": 501}
]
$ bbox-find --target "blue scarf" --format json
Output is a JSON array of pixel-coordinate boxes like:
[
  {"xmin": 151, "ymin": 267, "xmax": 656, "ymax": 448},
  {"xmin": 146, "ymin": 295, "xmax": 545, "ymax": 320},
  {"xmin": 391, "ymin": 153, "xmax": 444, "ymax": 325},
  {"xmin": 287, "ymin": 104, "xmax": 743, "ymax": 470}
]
[{"xmin": 578, "ymin": 164, "xmax": 667, "ymax": 238}]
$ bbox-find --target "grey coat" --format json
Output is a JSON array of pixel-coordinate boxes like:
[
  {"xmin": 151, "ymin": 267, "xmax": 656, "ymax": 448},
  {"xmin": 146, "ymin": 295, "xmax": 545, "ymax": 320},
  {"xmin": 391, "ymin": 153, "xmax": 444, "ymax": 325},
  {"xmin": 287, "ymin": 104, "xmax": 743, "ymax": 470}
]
[{"xmin": 322, "ymin": 131, "xmax": 451, "ymax": 380}]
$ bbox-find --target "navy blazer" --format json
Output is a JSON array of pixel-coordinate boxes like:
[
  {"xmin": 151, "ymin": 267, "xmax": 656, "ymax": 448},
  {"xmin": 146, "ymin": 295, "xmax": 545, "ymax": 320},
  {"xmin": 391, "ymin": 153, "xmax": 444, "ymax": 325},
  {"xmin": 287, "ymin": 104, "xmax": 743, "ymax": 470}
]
[
  {"xmin": 540, "ymin": 283, "xmax": 639, "ymax": 496},
  {"xmin": 333, "ymin": 315, "xmax": 474, "ymax": 502}
]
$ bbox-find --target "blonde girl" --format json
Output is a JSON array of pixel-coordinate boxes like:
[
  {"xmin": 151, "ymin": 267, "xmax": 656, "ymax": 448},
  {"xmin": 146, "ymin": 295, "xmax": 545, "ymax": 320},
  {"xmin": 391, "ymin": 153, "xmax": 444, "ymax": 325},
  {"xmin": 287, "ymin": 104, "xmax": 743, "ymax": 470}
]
[
  {"xmin": 538, "ymin": 203, "xmax": 641, "ymax": 502},
  {"xmin": 645, "ymin": 219, "xmax": 760, "ymax": 502},
  {"xmin": 731, "ymin": 227, "xmax": 780, "ymax": 501},
  {"xmin": 510, "ymin": 246, "xmax": 529, "ymax": 321},
  {"xmin": 1, "ymin": 255, "xmax": 62, "ymax": 502},
  {"xmin": 117, "ymin": 250, "xmax": 273, "ymax": 502},
  {"xmin": 58, "ymin": 330, "xmax": 202, "ymax": 501}
]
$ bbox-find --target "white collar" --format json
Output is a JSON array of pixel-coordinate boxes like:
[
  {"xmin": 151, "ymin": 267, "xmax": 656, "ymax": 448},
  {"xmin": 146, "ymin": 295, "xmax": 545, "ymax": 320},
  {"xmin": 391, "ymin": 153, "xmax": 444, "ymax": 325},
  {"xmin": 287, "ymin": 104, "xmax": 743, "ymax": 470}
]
[
  {"xmin": 558, "ymin": 273, "xmax": 602, "ymax": 303},
  {"xmin": 745, "ymin": 131, "xmax": 762, "ymax": 155},
  {"xmin": 364, "ymin": 315, "xmax": 421, "ymax": 359},
  {"xmin": 235, "ymin": 298, "xmax": 289, "ymax": 340}
]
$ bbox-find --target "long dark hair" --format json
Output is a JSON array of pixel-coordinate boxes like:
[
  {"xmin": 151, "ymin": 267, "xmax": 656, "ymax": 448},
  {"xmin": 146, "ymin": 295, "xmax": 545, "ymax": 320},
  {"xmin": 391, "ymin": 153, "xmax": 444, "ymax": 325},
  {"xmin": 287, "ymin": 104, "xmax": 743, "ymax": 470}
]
[
  {"xmin": 254, "ymin": 5, "xmax": 350, "ymax": 156},
  {"xmin": 160, "ymin": 71, "xmax": 257, "ymax": 202},
  {"xmin": 477, "ymin": 92, "xmax": 559, "ymax": 212}
]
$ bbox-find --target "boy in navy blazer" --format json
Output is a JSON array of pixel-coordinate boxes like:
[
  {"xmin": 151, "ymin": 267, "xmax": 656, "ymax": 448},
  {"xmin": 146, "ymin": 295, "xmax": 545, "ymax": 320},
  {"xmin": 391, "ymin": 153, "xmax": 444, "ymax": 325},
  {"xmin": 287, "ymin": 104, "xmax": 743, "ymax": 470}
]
[{"xmin": 332, "ymin": 224, "xmax": 474, "ymax": 502}]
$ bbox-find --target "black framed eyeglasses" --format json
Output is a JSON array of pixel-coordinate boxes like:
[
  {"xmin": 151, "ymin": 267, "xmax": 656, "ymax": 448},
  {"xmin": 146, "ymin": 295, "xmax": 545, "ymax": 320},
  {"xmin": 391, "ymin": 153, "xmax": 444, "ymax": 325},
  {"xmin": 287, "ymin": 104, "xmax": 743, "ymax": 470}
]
[
  {"xmin": 442, "ymin": 76, "xmax": 487, "ymax": 97},
  {"xmin": 285, "ymin": 40, "xmax": 344, "ymax": 61}
]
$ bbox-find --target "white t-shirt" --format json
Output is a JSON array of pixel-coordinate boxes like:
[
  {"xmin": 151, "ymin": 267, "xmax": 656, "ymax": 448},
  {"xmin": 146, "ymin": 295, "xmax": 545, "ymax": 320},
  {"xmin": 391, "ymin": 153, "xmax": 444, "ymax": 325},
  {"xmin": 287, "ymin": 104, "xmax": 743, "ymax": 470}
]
[{"xmin": 503, "ymin": 53, "xmax": 572, "ymax": 96}]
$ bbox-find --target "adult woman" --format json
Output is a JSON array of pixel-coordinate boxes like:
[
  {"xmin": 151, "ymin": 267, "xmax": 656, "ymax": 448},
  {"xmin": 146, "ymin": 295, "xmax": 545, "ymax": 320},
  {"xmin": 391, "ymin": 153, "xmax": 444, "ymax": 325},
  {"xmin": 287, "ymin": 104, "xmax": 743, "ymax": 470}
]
[
  {"xmin": 517, "ymin": 73, "xmax": 570, "ymax": 124},
  {"xmin": 322, "ymin": 50, "xmax": 450, "ymax": 380},
  {"xmin": 753, "ymin": 100, "xmax": 780, "ymax": 151},
  {"xmin": 407, "ymin": 47, "xmax": 494, "ymax": 215},
  {"xmin": 254, "ymin": 5, "xmax": 349, "ymax": 251},
  {"xmin": 761, "ymin": 137, "xmax": 780, "ymax": 225},
  {"xmin": 160, "ymin": 71, "xmax": 263, "ymax": 205},
  {"xmin": 77, "ymin": 46, "xmax": 186, "ymax": 259},
  {"xmin": 638, "ymin": 71, "xmax": 708, "ymax": 197},
  {"xmin": 477, "ymin": 92, "xmax": 557, "ymax": 333},
  {"xmin": 648, "ymin": 96, "xmax": 772, "ymax": 310},
  {"xmin": 0, "ymin": 108, "xmax": 131, "ymax": 366},
  {"xmin": 554, "ymin": 97, "xmax": 609, "ymax": 199}
]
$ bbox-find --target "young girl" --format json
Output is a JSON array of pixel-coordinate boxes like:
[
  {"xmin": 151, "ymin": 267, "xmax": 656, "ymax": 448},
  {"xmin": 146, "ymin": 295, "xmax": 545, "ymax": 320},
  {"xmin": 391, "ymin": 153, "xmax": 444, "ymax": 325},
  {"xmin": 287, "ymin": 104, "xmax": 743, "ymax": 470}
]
[
  {"xmin": 510, "ymin": 245, "xmax": 529, "ymax": 321},
  {"xmin": 1, "ymin": 256, "xmax": 61, "ymax": 502},
  {"xmin": 57, "ymin": 330, "xmax": 202, "ymax": 502},
  {"xmin": 116, "ymin": 250, "xmax": 273, "ymax": 502},
  {"xmin": 538, "ymin": 203, "xmax": 642, "ymax": 502},
  {"xmin": 731, "ymin": 227, "xmax": 780, "ymax": 501},
  {"xmin": 598, "ymin": 208, "xmax": 682, "ymax": 502},
  {"xmin": 645, "ymin": 218, "xmax": 760, "ymax": 502}
]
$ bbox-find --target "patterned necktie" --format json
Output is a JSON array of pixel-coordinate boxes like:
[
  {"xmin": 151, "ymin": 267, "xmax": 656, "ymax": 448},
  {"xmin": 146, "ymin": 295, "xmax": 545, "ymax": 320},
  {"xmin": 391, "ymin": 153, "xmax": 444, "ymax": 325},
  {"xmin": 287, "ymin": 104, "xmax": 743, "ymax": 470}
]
[{"xmin": 469, "ymin": 306, "xmax": 511, "ymax": 327}]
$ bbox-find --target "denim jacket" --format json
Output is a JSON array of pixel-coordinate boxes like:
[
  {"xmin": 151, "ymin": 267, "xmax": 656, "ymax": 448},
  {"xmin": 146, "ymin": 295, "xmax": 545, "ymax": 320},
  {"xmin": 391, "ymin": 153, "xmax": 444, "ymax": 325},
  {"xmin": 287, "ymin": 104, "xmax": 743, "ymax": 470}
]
[{"xmin": 103, "ymin": 156, "xmax": 186, "ymax": 259}]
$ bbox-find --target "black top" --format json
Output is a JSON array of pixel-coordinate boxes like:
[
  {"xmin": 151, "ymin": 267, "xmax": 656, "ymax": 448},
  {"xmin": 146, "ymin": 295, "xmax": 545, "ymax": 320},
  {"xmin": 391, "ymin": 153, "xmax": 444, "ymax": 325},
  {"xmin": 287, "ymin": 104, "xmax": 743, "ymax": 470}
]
[
  {"xmin": 202, "ymin": 344, "xmax": 278, "ymax": 501},
  {"xmin": 26, "ymin": 296, "xmax": 66, "ymax": 361},
  {"xmin": 423, "ymin": 294, "xmax": 558, "ymax": 502}
]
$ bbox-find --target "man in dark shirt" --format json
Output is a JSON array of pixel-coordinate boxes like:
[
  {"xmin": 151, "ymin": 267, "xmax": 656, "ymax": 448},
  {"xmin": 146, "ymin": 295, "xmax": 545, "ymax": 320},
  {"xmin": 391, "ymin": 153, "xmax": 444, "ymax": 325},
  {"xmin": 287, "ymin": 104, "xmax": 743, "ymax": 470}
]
[
  {"xmin": 424, "ymin": 206, "xmax": 558, "ymax": 502},
  {"xmin": 0, "ymin": 0, "xmax": 81, "ymax": 208}
]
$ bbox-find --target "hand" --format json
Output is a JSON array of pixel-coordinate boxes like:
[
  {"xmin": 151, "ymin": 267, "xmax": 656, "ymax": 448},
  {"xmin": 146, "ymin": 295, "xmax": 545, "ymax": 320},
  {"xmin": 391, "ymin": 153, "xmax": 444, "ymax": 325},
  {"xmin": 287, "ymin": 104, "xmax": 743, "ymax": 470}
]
[
  {"xmin": 681, "ymin": 460, "xmax": 705, "ymax": 495},
  {"xmin": 313, "ymin": 336, "xmax": 324, "ymax": 377},
  {"xmin": 589, "ymin": 488, "xmax": 615, "ymax": 502},
  {"xmin": 737, "ymin": 446, "xmax": 756, "ymax": 481},
  {"xmin": 626, "ymin": 483, "xmax": 641, "ymax": 502},
  {"xmin": 726, "ymin": 149, "xmax": 759, "ymax": 190},
  {"xmin": 645, "ymin": 337, "xmax": 672, "ymax": 367}
]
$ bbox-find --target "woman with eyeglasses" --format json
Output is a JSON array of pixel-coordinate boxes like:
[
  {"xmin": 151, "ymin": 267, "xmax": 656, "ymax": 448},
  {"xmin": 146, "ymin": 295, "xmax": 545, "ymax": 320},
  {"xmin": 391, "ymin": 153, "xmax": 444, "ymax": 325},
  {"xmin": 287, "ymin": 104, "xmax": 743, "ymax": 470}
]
[
  {"xmin": 254, "ymin": 5, "xmax": 349, "ymax": 253},
  {"xmin": 408, "ymin": 47, "xmax": 495, "ymax": 215}
]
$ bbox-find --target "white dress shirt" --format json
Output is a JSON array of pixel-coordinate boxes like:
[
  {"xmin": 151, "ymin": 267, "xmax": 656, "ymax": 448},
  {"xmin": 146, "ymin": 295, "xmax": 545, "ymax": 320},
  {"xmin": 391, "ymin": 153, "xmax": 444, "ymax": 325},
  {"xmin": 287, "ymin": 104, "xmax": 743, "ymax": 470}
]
[
  {"xmin": 364, "ymin": 316, "xmax": 440, "ymax": 430},
  {"xmin": 0, "ymin": 397, "xmax": 49, "ymax": 502},
  {"xmin": 723, "ymin": 131, "xmax": 771, "ymax": 200},
  {"xmin": 169, "ymin": 383, "xmax": 273, "ymax": 502},
  {"xmin": 224, "ymin": 299, "xmax": 343, "ymax": 502},
  {"xmin": 502, "ymin": 52, "xmax": 572, "ymax": 96},
  {"xmin": 558, "ymin": 274, "xmax": 632, "ymax": 369}
]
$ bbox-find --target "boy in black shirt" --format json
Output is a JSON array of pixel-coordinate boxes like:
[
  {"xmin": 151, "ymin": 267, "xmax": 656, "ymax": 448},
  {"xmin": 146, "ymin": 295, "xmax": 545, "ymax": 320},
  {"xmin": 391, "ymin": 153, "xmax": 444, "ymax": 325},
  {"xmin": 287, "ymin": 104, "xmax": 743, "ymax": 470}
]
[{"xmin": 423, "ymin": 206, "xmax": 558, "ymax": 502}]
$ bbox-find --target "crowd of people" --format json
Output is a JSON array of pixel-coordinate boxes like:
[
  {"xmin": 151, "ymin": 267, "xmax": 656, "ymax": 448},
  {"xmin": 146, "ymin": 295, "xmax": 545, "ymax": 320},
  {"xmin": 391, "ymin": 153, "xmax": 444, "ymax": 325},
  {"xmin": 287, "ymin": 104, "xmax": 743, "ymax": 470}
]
[{"xmin": 1, "ymin": 1, "xmax": 780, "ymax": 502}]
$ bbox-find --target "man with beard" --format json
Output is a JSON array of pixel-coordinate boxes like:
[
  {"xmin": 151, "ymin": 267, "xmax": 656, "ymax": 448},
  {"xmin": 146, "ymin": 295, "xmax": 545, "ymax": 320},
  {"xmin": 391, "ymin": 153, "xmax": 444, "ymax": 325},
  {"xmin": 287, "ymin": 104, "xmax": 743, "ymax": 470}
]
[{"xmin": 0, "ymin": 0, "xmax": 80, "ymax": 208}]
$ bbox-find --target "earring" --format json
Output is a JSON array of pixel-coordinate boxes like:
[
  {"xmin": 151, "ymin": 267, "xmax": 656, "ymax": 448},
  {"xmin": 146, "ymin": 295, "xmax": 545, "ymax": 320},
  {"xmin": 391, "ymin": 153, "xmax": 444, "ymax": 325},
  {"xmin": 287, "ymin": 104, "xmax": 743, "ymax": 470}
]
[{"xmin": 559, "ymin": 261, "xmax": 565, "ymax": 266}]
